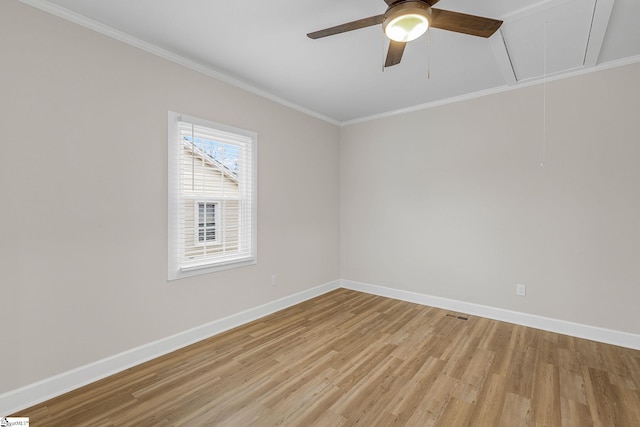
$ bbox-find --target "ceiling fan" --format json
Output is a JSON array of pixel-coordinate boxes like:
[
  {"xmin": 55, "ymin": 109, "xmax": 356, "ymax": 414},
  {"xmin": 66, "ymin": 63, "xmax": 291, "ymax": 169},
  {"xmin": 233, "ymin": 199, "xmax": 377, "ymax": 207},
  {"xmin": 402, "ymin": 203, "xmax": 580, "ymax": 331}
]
[{"xmin": 307, "ymin": 0, "xmax": 503, "ymax": 68}]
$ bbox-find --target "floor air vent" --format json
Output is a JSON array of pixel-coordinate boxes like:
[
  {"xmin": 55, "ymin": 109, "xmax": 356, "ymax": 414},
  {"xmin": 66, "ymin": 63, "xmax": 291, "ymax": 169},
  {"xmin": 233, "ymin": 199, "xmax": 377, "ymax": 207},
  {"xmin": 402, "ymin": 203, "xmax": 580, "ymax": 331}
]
[{"xmin": 446, "ymin": 313, "xmax": 469, "ymax": 321}]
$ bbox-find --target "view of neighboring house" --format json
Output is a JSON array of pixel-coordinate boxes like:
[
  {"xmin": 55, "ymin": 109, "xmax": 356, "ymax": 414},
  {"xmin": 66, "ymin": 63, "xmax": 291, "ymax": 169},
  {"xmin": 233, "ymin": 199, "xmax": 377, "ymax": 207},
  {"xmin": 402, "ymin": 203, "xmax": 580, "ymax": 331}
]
[{"xmin": 180, "ymin": 139, "xmax": 240, "ymax": 264}]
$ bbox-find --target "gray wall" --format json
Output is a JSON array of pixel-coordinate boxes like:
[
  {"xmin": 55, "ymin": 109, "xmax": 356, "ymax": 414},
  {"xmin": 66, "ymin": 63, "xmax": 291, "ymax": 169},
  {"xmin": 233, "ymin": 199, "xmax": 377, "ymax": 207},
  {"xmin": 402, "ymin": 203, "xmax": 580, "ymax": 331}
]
[
  {"xmin": 341, "ymin": 62, "xmax": 640, "ymax": 335},
  {"xmin": 0, "ymin": 1, "xmax": 340, "ymax": 394}
]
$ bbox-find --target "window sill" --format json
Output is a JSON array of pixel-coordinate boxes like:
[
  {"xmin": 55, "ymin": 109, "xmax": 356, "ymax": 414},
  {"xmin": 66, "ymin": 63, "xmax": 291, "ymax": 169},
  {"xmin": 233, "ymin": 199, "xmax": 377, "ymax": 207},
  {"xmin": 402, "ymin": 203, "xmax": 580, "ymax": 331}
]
[{"xmin": 168, "ymin": 256, "xmax": 257, "ymax": 281}]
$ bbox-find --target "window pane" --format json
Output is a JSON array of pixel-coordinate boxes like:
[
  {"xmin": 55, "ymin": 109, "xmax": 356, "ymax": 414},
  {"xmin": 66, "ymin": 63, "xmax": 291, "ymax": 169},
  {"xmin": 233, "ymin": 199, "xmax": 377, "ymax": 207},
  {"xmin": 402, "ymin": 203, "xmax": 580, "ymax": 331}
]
[
  {"xmin": 205, "ymin": 228, "xmax": 216, "ymax": 241},
  {"xmin": 197, "ymin": 202, "xmax": 217, "ymax": 242}
]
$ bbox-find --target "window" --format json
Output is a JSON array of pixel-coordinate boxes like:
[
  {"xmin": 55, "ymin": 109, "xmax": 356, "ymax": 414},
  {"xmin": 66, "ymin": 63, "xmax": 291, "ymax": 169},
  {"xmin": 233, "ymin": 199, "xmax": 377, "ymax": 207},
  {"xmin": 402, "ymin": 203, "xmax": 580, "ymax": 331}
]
[
  {"xmin": 168, "ymin": 112, "xmax": 257, "ymax": 280},
  {"xmin": 196, "ymin": 201, "xmax": 218, "ymax": 244}
]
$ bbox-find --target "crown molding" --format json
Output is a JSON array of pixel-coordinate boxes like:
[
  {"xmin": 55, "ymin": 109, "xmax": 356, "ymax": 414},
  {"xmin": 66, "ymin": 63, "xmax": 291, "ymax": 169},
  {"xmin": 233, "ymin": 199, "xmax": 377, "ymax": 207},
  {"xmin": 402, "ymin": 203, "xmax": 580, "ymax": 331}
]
[
  {"xmin": 342, "ymin": 53, "xmax": 640, "ymax": 126},
  {"xmin": 17, "ymin": 1, "xmax": 640, "ymax": 128},
  {"xmin": 18, "ymin": 0, "xmax": 341, "ymax": 126}
]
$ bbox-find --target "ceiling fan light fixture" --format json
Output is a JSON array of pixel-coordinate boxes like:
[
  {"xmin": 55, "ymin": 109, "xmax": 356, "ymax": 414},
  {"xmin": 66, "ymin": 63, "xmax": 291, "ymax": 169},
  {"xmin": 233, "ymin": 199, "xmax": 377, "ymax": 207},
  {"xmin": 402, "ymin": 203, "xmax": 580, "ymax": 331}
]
[{"xmin": 383, "ymin": 2, "xmax": 431, "ymax": 42}]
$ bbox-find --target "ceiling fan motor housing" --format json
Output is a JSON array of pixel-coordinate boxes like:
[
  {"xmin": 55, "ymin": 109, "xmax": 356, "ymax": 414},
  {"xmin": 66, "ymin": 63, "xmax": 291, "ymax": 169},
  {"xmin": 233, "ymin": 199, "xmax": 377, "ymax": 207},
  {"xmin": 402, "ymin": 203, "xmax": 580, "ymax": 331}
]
[{"xmin": 383, "ymin": 1, "xmax": 432, "ymax": 42}]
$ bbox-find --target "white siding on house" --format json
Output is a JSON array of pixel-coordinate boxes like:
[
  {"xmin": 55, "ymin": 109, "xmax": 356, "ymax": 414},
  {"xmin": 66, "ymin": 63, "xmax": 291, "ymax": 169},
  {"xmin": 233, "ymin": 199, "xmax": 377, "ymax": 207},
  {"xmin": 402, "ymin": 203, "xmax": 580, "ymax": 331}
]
[
  {"xmin": 180, "ymin": 144, "xmax": 240, "ymax": 260},
  {"xmin": 180, "ymin": 144, "xmax": 239, "ymax": 198}
]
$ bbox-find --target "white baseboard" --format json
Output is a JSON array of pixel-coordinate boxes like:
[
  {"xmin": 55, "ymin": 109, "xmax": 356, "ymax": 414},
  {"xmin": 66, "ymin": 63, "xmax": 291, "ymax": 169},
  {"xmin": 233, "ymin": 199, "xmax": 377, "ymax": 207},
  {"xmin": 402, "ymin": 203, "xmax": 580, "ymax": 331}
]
[
  {"xmin": 0, "ymin": 280, "xmax": 341, "ymax": 416},
  {"xmin": 341, "ymin": 279, "xmax": 640, "ymax": 351}
]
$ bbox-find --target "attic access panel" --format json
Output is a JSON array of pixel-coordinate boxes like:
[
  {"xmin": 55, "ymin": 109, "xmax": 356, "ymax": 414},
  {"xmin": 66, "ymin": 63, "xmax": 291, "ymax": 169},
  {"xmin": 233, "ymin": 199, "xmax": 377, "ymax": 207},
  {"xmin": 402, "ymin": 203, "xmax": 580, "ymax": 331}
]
[{"xmin": 500, "ymin": 0, "xmax": 598, "ymax": 81}]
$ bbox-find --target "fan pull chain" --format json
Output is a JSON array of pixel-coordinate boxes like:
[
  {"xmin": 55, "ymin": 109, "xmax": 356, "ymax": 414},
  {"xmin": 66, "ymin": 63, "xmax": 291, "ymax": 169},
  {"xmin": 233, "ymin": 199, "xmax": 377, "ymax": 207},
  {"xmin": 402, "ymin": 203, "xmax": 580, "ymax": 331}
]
[
  {"xmin": 540, "ymin": 21, "xmax": 548, "ymax": 169},
  {"xmin": 382, "ymin": 31, "xmax": 386, "ymax": 72},
  {"xmin": 427, "ymin": 28, "xmax": 431, "ymax": 79}
]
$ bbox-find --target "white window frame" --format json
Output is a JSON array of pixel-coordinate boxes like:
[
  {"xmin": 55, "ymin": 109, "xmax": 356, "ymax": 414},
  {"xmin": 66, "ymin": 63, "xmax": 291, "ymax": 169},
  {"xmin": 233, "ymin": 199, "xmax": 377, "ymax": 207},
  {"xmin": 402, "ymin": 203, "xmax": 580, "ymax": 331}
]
[{"xmin": 168, "ymin": 111, "xmax": 257, "ymax": 280}]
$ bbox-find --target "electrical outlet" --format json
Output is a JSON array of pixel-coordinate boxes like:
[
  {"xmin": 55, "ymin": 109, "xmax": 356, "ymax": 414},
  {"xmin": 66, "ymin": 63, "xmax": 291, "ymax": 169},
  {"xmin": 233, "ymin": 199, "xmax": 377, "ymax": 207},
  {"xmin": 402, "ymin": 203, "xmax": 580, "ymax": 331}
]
[
  {"xmin": 516, "ymin": 283, "xmax": 526, "ymax": 297},
  {"xmin": 271, "ymin": 274, "xmax": 277, "ymax": 286}
]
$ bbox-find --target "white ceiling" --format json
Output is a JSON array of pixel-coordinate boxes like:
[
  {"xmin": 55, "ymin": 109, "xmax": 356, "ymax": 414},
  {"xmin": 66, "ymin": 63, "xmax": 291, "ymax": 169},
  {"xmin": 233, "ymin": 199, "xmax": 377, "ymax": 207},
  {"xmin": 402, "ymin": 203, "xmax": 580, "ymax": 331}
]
[{"xmin": 23, "ymin": 0, "xmax": 640, "ymax": 123}]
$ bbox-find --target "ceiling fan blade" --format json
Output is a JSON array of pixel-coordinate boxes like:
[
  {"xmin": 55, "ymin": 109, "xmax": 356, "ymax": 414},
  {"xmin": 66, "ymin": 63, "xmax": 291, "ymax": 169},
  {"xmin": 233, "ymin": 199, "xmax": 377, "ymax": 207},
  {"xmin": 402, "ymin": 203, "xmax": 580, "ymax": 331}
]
[
  {"xmin": 385, "ymin": 40, "xmax": 406, "ymax": 67},
  {"xmin": 430, "ymin": 9, "xmax": 503, "ymax": 38},
  {"xmin": 307, "ymin": 14, "xmax": 384, "ymax": 39}
]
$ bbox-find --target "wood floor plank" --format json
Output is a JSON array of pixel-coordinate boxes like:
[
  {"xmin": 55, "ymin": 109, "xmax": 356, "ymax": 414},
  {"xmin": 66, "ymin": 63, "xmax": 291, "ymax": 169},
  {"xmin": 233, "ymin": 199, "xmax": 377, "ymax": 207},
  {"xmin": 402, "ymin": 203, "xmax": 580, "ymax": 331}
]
[
  {"xmin": 560, "ymin": 397, "xmax": 594, "ymax": 427},
  {"xmin": 469, "ymin": 373, "xmax": 507, "ymax": 427},
  {"xmin": 506, "ymin": 346, "xmax": 539, "ymax": 398},
  {"xmin": 623, "ymin": 352, "xmax": 640, "ymax": 390},
  {"xmin": 388, "ymin": 356, "xmax": 446, "ymax": 421},
  {"xmin": 437, "ymin": 397, "xmax": 475, "ymax": 426},
  {"xmin": 532, "ymin": 362, "xmax": 561, "ymax": 426},
  {"xmin": 333, "ymin": 354, "xmax": 403, "ymax": 424},
  {"xmin": 499, "ymin": 392, "xmax": 532, "ymax": 427},
  {"xmin": 12, "ymin": 289, "xmax": 640, "ymax": 426},
  {"xmin": 582, "ymin": 366, "xmax": 624, "ymax": 426},
  {"xmin": 559, "ymin": 367, "xmax": 588, "ymax": 405}
]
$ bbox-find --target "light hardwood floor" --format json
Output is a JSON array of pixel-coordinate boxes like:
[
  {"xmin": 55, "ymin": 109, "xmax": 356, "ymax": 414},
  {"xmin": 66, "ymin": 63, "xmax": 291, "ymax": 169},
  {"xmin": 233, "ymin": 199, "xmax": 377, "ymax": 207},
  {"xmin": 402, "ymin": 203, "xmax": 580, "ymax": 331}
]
[{"xmin": 14, "ymin": 289, "xmax": 640, "ymax": 426}]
